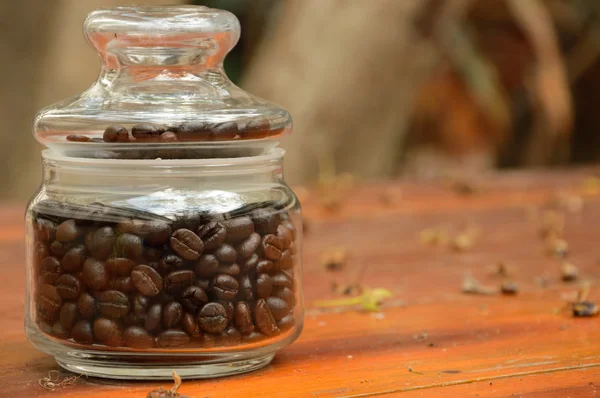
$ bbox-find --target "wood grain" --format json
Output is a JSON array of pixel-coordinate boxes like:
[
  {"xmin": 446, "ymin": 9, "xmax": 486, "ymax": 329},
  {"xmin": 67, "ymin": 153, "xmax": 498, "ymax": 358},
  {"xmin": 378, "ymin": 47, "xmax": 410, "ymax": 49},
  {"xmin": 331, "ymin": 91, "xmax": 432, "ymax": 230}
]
[{"xmin": 1, "ymin": 168, "xmax": 600, "ymax": 397}]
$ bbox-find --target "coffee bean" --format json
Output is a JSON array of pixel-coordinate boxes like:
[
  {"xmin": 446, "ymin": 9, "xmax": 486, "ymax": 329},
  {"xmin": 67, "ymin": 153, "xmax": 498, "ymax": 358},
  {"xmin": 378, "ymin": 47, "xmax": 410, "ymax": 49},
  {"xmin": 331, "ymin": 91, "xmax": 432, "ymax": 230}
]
[
  {"xmin": 51, "ymin": 322, "xmax": 71, "ymax": 339},
  {"xmin": 40, "ymin": 256, "xmax": 61, "ymax": 276},
  {"xmin": 241, "ymin": 117, "xmax": 270, "ymax": 138},
  {"xmin": 132, "ymin": 123, "xmax": 163, "ymax": 141},
  {"xmin": 277, "ymin": 314, "xmax": 295, "ymax": 331},
  {"xmin": 256, "ymin": 274, "xmax": 273, "ymax": 299},
  {"xmin": 244, "ymin": 331, "xmax": 266, "ymax": 343},
  {"xmin": 132, "ymin": 294, "xmax": 149, "ymax": 317},
  {"xmin": 273, "ymin": 287, "xmax": 297, "ymax": 307},
  {"xmin": 198, "ymin": 302, "xmax": 228, "ymax": 333},
  {"xmin": 82, "ymin": 258, "xmax": 110, "ymax": 290},
  {"xmin": 38, "ymin": 284, "xmax": 62, "ymax": 314},
  {"xmin": 282, "ymin": 220, "xmax": 297, "ymax": 239},
  {"xmin": 223, "ymin": 217, "xmax": 254, "ymax": 243},
  {"xmin": 145, "ymin": 303, "xmax": 163, "ymax": 332},
  {"xmin": 219, "ymin": 300, "xmax": 235, "ymax": 323},
  {"xmin": 88, "ymin": 227, "xmax": 115, "ymax": 260},
  {"xmin": 252, "ymin": 209, "xmax": 281, "ymax": 235},
  {"xmin": 236, "ymin": 232, "xmax": 261, "ymax": 259},
  {"xmin": 103, "ymin": 125, "xmax": 129, "ymax": 142},
  {"xmin": 277, "ymin": 249, "xmax": 293, "ymax": 270},
  {"xmin": 162, "ymin": 301, "xmax": 183, "ymax": 328},
  {"xmin": 116, "ymin": 233, "xmax": 143, "ymax": 259},
  {"xmin": 56, "ymin": 219, "xmax": 83, "ymax": 242},
  {"xmin": 182, "ymin": 312, "xmax": 202, "ymax": 337},
  {"xmin": 261, "ymin": 234, "xmax": 283, "ymax": 261},
  {"xmin": 98, "ymin": 290, "xmax": 130, "ymax": 319},
  {"xmin": 210, "ymin": 121, "xmax": 238, "ymax": 140},
  {"xmin": 219, "ymin": 326, "xmax": 241, "ymax": 345},
  {"xmin": 256, "ymin": 259, "xmax": 274, "ymax": 275},
  {"xmin": 194, "ymin": 254, "xmax": 219, "ymax": 278},
  {"xmin": 66, "ymin": 134, "xmax": 91, "ymax": 142},
  {"xmin": 38, "ymin": 271, "xmax": 60, "ymax": 286},
  {"xmin": 164, "ymin": 270, "xmax": 196, "ymax": 296},
  {"xmin": 71, "ymin": 320, "xmax": 94, "ymax": 344},
  {"xmin": 243, "ymin": 253, "xmax": 259, "ymax": 273},
  {"xmin": 235, "ymin": 301, "xmax": 254, "ymax": 334},
  {"xmin": 272, "ymin": 272, "xmax": 294, "ymax": 290},
  {"xmin": 170, "ymin": 229, "xmax": 204, "ymax": 260},
  {"xmin": 144, "ymin": 247, "xmax": 162, "ymax": 262},
  {"xmin": 219, "ymin": 263, "xmax": 241, "ymax": 276},
  {"xmin": 214, "ymin": 244, "xmax": 237, "ymax": 263},
  {"xmin": 172, "ymin": 212, "xmax": 203, "ymax": 231},
  {"xmin": 106, "ymin": 257, "xmax": 136, "ymax": 276},
  {"xmin": 197, "ymin": 222, "xmax": 226, "ymax": 251},
  {"xmin": 181, "ymin": 285, "xmax": 208, "ymax": 313},
  {"xmin": 160, "ymin": 253, "xmax": 184, "ymax": 270},
  {"xmin": 77, "ymin": 293, "xmax": 96, "ymax": 319},
  {"xmin": 212, "ymin": 274, "xmax": 239, "ymax": 300},
  {"xmin": 157, "ymin": 329, "xmax": 190, "ymax": 347},
  {"xmin": 131, "ymin": 265, "xmax": 163, "ymax": 297},
  {"xmin": 33, "ymin": 241, "xmax": 49, "ymax": 268},
  {"xmin": 123, "ymin": 326, "xmax": 155, "ymax": 348},
  {"xmin": 277, "ymin": 225, "xmax": 293, "ymax": 249},
  {"xmin": 55, "ymin": 274, "xmax": 82, "ymax": 300},
  {"xmin": 118, "ymin": 219, "xmax": 171, "ymax": 246},
  {"xmin": 240, "ymin": 275, "xmax": 254, "ymax": 301},
  {"xmin": 196, "ymin": 279, "xmax": 211, "ymax": 291},
  {"xmin": 35, "ymin": 219, "xmax": 57, "ymax": 242},
  {"xmin": 61, "ymin": 245, "xmax": 86, "ymax": 272},
  {"xmin": 93, "ymin": 318, "xmax": 122, "ymax": 347},
  {"xmin": 266, "ymin": 297, "xmax": 289, "ymax": 321},
  {"xmin": 109, "ymin": 276, "xmax": 135, "ymax": 293},
  {"xmin": 178, "ymin": 122, "xmax": 211, "ymax": 141},
  {"xmin": 202, "ymin": 332, "xmax": 220, "ymax": 347},
  {"xmin": 159, "ymin": 131, "xmax": 178, "ymax": 142},
  {"xmin": 50, "ymin": 240, "xmax": 71, "ymax": 258},
  {"xmin": 59, "ymin": 302, "xmax": 78, "ymax": 330},
  {"xmin": 254, "ymin": 299, "xmax": 279, "ymax": 336}
]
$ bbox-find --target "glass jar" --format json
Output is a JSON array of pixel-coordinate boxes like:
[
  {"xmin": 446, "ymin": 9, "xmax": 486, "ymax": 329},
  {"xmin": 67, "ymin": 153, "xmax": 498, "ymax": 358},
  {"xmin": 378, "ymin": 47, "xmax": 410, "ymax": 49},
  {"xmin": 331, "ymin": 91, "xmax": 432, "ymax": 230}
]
[{"xmin": 25, "ymin": 6, "xmax": 302, "ymax": 380}]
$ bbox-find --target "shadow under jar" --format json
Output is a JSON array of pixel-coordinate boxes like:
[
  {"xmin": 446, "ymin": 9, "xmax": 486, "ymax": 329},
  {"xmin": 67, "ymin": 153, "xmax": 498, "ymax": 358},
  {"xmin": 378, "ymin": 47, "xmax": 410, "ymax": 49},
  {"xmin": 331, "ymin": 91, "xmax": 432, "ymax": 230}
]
[{"xmin": 25, "ymin": 6, "xmax": 302, "ymax": 379}]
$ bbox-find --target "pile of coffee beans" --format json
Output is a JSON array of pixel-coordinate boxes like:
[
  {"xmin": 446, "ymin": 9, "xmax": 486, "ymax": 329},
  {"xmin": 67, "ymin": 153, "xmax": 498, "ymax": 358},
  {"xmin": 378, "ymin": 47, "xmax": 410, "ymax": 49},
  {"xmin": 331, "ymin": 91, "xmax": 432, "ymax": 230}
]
[
  {"xmin": 31, "ymin": 200, "xmax": 299, "ymax": 350},
  {"xmin": 65, "ymin": 118, "xmax": 284, "ymax": 144}
]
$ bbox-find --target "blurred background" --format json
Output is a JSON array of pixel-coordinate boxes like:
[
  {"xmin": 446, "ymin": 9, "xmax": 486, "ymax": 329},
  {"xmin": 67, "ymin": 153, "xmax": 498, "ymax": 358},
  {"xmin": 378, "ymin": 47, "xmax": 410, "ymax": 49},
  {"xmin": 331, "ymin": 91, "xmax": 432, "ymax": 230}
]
[{"xmin": 3, "ymin": 0, "xmax": 600, "ymax": 200}]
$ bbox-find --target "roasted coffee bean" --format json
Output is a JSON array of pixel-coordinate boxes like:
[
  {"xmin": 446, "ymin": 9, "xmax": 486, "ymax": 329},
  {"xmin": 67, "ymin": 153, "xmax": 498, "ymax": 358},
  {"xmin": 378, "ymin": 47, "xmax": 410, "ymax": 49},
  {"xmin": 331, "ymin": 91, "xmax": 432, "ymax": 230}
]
[
  {"xmin": 196, "ymin": 279, "xmax": 211, "ymax": 291},
  {"xmin": 243, "ymin": 253, "xmax": 259, "ymax": 273},
  {"xmin": 170, "ymin": 229, "xmax": 204, "ymax": 260},
  {"xmin": 71, "ymin": 320, "xmax": 94, "ymax": 344},
  {"xmin": 289, "ymin": 242, "xmax": 298, "ymax": 255},
  {"xmin": 255, "ymin": 299, "xmax": 279, "ymax": 336},
  {"xmin": 256, "ymin": 259, "xmax": 274, "ymax": 275},
  {"xmin": 182, "ymin": 312, "xmax": 202, "ymax": 337},
  {"xmin": 106, "ymin": 257, "xmax": 136, "ymax": 276},
  {"xmin": 282, "ymin": 220, "xmax": 297, "ymax": 239},
  {"xmin": 219, "ymin": 326, "xmax": 241, "ymax": 345},
  {"xmin": 50, "ymin": 240, "xmax": 71, "ymax": 257},
  {"xmin": 55, "ymin": 274, "xmax": 82, "ymax": 300},
  {"xmin": 93, "ymin": 318, "xmax": 122, "ymax": 347},
  {"xmin": 131, "ymin": 265, "xmax": 163, "ymax": 297},
  {"xmin": 164, "ymin": 270, "xmax": 196, "ymax": 296},
  {"xmin": 223, "ymin": 217, "xmax": 254, "ymax": 243},
  {"xmin": 40, "ymin": 256, "xmax": 61, "ymax": 276},
  {"xmin": 116, "ymin": 233, "xmax": 143, "ymax": 259},
  {"xmin": 88, "ymin": 227, "xmax": 115, "ymax": 260},
  {"xmin": 82, "ymin": 258, "xmax": 110, "ymax": 291},
  {"xmin": 145, "ymin": 303, "xmax": 163, "ymax": 332},
  {"xmin": 197, "ymin": 222, "xmax": 226, "ymax": 251},
  {"xmin": 240, "ymin": 275, "xmax": 254, "ymax": 301},
  {"xmin": 244, "ymin": 331, "xmax": 266, "ymax": 343},
  {"xmin": 118, "ymin": 219, "xmax": 172, "ymax": 246},
  {"xmin": 123, "ymin": 326, "xmax": 155, "ymax": 348},
  {"xmin": 277, "ymin": 224, "xmax": 293, "ymax": 249},
  {"xmin": 59, "ymin": 302, "xmax": 78, "ymax": 330},
  {"xmin": 214, "ymin": 244, "xmax": 237, "ymax": 263},
  {"xmin": 277, "ymin": 249, "xmax": 293, "ymax": 270},
  {"xmin": 235, "ymin": 301, "xmax": 254, "ymax": 334},
  {"xmin": 56, "ymin": 219, "xmax": 83, "ymax": 242},
  {"xmin": 159, "ymin": 131, "xmax": 178, "ymax": 142},
  {"xmin": 144, "ymin": 247, "xmax": 162, "ymax": 262},
  {"xmin": 272, "ymin": 272, "xmax": 294, "ymax": 290},
  {"xmin": 131, "ymin": 123, "xmax": 163, "ymax": 141},
  {"xmin": 177, "ymin": 122, "xmax": 211, "ymax": 141},
  {"xmin": 157, "ymin": 329, "xmax": 190, "ymax": 347},
  {"xmin": 98, "ymin": 290, "xmax": 130, "ymax": 319},
  {"xmin": 194, "ymin": 254, "xmax": 219, "ymax": 278},
  {"xmin": 38, "ymin": 320, "xmax": 53, "ymax": 335},
  {"xmin": 212, "ymin": 274, "xmax": 239, "ymax": 300},
  {"xmin": 236, "ymin": 232, "xmax": 261, "ymax": 259},
  {"xmin": 261, "ymin": 234, "xmax": 283, "ymax": 261},
  {"xmin": 256, "ymin": 274, "xmax": 273, "ymax": 299},
  {"xmin": 266, "ymin": 297, "xmax": 290, "ymax": 321},
  {"xmin": 198, "ymin": 302, "xmax": 228, "ymax": 333},
  {"xmin": 33, "ymin": 241, "xmax": 49, "ymax": 268},
  {"xmin": 241, "ymin": 117, "xmax": 270, "ymax": 138},
  {"xmin": 35, "ymin": 218, "xmax": 57, "ymax": 242},
  {"xmin": 77, "ymin": 293, "xmax": 96, "ymax": 319},
  {"xmin": 219, "ymin": 300, "xmax": 235, "ymax": 323},
  {"xmin": 217, "ymin": 263, "xmax": 240, "ymax": 276},
  {"xmin": 162, "ymin": 301, "xmax": 183, "ymax": 328},
  {"xmin": 277, "ymin": 314, "xmax": 295, "ymax": 331},
  {"xmin": 210, "ymin": 121, "xmax": 238, "ymax": 140},
  {"xmin": 109, "ymin": 276, "xmax": 135, "ymax": 293},
  {"xmin": 61, "ymin": 245, "xmax": 86, "ymax": 272},
  {"xmin": 252, "ymin": 209, "xmax": 281, "ymax": 235},
  {"xmin": 39, "ymin": 271, "xmax": 60, "ymax": 286},
  {"xmin": 66, "ymin": 134, "xmax": 91, "ymax": 142},
  {"xmin": 160, "ymin": 253, "xmax": 184, "ymax": 270},
  {"xmin": 273, "ymin": 287, "xmax": 297, "ymax": 307},
  {"xmin": 51, "ymin": 322, "xmax": 71, "ymax": 339},
  {"xmin": 38, "ymin": 284, "xmax": 62, "ymax": 314},
  {"xmin": 103, "ymin": 125, "xmax": 129, "ymax": 142},
  {"xmin": 181, "ymin": 285, "xmax": 208, "ymax": 312},
  {"xmin": 132, "ymin": 294, "xmax": 149, "ymax": 317},
  {"xmin": 172, "ymin": 212, "xmax": 203, "ymax": 232}
]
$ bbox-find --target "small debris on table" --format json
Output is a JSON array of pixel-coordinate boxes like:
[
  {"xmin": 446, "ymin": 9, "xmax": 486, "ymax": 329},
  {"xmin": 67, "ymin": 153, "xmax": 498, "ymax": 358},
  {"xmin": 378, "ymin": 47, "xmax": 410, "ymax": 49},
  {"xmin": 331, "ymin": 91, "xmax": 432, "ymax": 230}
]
[
  {"xmin": 419, "ymin": 226, "xmax": 448, "ymax": 246},
  {"xmin": 451, "ymin": 225, "xmax": 480, "ymax": 252},
  {"xmin": 39, "ymin": 370, "xmax": 83, "ymax": 391},
  {"xmin": 413, "ymin": 332, "xmax": 429, "ymax": 341},
  {"xmin": 560, "ymin": 261, "xmax": 578, "ymax": 282},
  {"xmin": 331, "ymin": 282, "xmax": 362, "ymax": 296},
  {"xmin": 489, "ymin": 262, "xmax": 516, "ymax": 277},
  {"xmin": 545, "ymin": 237, "xmax": 568, "ymax": 258},
  {"xmin": 500, "ymin": 281, "xmax": 519, "ymax": 295},
  {"xmin": 447, "ymin": 178, "xmax": 480, "ymax": 195},
  {"xmin": 147, "ymin": 371, "xmax": 190, "ymax": 398},
  {"xmin": 572, "ymin": 301, "xmax": 599, "ymax": 317},
  {"xmin": 539, "ymin": 210, "xmax": 565, "ymax": 239},
  {"xmin": 462, "ymin": 274, "xmax": 497, "ymax": 295},
  {"xmin": 320, "ymin": 247, "xmax": 347, "ymax": 271},
  {"xmin": 408, "ymin": 367, "xmax": 424, "ymax": 375}
]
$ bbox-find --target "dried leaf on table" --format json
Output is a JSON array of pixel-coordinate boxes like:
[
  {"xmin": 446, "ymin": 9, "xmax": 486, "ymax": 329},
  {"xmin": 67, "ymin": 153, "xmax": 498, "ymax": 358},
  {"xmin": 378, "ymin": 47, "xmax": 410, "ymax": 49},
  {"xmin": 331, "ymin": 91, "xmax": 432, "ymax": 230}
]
[
  {"xmin": 462, "ymin": 273, "xmax": 497, "ymax": 295},
  {"xmin": 314, "ymin": 288, "xmax": 393, "ymax": 312}
]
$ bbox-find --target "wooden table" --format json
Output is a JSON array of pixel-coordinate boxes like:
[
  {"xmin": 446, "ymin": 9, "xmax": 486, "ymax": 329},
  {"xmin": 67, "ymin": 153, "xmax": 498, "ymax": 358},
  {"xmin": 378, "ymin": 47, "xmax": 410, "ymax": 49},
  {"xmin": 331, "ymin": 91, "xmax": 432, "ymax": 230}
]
[{"xmin": 2, "ymin": 169, "xmax": 600, "ymax": 397}]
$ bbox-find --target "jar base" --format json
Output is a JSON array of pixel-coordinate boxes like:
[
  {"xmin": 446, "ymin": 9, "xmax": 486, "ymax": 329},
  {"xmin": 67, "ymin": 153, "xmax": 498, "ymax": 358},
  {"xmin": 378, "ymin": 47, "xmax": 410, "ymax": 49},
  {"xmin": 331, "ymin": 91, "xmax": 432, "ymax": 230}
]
[{"xmin": 54, "ymin": 353, "xmax": 275, "ymax": 380}]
